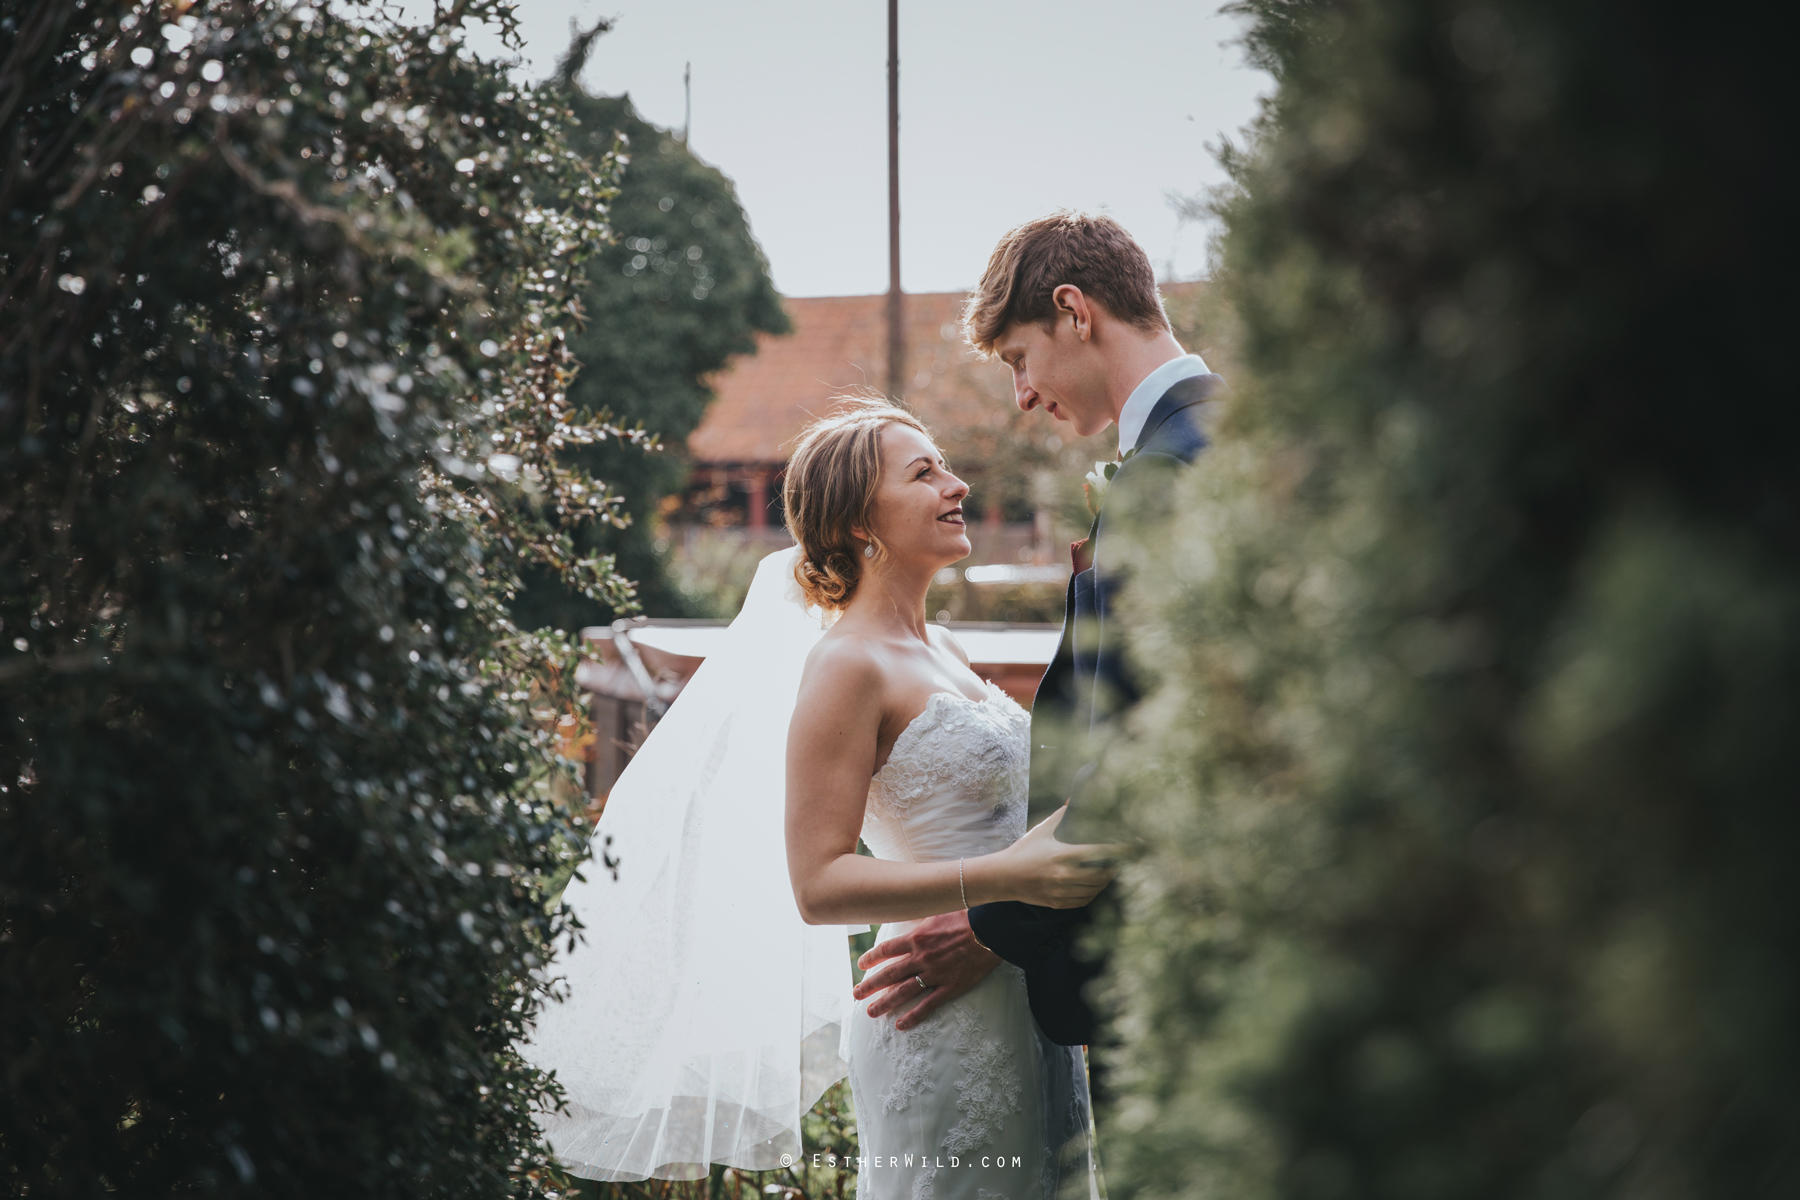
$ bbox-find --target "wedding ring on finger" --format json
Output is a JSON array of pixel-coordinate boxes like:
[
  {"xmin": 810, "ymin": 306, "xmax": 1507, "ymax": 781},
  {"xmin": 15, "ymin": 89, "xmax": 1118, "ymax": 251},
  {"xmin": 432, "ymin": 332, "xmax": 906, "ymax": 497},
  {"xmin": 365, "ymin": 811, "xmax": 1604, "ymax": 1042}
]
[{"xmin": 914, "ymin": 975, "xmax": 931, "ymax": 992}]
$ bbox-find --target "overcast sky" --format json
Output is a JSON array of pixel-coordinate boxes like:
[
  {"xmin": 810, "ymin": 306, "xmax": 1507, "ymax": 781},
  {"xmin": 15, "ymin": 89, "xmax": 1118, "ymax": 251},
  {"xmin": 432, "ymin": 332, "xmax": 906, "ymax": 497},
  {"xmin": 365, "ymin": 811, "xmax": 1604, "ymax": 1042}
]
[{"xmin": 451, "ymin": 1, "xmax": 1270, "ymax": 298}]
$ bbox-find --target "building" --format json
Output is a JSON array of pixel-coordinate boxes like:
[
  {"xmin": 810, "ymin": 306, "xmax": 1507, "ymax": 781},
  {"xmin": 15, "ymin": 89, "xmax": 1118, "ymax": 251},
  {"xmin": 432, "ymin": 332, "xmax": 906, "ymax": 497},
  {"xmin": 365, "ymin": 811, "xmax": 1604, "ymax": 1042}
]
[
  {"xmin": 681, "ymin": 284, "xmax": 1205, "ymax": 533},
  {"xmin": 577, "ymin": 617, "xmax": 1062, "ymax": 799},
  {"xmin": 680, "ymin": 291, "xmax": 988, "ymax": 528}
]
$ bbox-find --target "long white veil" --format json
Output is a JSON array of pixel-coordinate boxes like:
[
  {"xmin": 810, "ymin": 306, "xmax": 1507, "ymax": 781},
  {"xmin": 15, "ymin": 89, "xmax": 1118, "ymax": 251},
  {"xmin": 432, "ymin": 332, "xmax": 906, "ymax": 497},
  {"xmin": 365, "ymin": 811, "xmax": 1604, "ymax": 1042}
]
[{"xmin": 525, "ymin": 547, "xmax": 858, "ymax": 1182}]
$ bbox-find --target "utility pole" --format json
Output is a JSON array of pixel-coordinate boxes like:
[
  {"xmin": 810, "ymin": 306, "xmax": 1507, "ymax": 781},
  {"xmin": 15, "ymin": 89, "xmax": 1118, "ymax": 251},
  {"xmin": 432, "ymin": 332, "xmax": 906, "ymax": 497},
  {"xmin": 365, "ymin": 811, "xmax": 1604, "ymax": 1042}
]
[
  {"xmin": 886, "ymin": 0, "xmax": 904, "ymax": 399},
  {"xmin": 682, "ymin": 62, "xmax": 691, "ymax": 143}
]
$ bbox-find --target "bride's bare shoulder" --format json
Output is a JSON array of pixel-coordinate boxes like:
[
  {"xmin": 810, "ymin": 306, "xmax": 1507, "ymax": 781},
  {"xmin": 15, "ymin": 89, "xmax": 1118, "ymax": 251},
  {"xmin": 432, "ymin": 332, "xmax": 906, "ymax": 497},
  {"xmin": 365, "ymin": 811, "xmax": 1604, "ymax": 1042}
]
[
  {"xmin": 798, "ymin": 625, "xmax": 885, "ymax": 697},
  {"xmin": 925, "ymin": 622, "xmax": 971, "ymax": 666}
]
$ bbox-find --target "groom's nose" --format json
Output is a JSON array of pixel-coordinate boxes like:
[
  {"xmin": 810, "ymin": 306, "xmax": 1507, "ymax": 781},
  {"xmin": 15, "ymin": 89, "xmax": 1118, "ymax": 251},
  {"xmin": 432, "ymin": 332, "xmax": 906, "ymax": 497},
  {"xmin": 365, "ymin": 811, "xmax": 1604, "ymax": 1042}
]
[{"xmin": 1013, "ymin": 372, "xmax": 1040, "ymax": 413}]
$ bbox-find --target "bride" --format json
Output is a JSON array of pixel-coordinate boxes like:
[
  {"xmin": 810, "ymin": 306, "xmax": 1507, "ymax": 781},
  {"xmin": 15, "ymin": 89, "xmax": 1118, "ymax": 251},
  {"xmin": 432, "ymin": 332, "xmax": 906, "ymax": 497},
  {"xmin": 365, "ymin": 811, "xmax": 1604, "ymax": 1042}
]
[
  {"xmin": 783, "ymin": 401, "xmax": 1115, "ymax": 1200},
  {"xmin": 524, "ymin": 399, "xmax": 1115, "ymax": 1200}
]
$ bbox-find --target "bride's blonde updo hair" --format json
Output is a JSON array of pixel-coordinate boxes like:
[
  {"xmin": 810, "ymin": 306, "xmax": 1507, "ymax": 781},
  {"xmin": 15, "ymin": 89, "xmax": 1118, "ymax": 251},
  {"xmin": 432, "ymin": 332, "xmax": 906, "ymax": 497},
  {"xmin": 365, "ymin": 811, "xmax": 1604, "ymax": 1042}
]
[{"xmin": 784, "ymin": 397, "xmax": 932, "ymax": 611}]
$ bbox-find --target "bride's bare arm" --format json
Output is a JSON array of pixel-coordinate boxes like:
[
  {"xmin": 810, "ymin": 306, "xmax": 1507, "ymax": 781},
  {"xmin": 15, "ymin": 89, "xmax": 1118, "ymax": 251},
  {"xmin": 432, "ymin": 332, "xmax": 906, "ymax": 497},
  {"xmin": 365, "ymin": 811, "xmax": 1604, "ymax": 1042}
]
[{"xmin": 785, "ymin": 641, "xmax": 1117, "ymax": 926}]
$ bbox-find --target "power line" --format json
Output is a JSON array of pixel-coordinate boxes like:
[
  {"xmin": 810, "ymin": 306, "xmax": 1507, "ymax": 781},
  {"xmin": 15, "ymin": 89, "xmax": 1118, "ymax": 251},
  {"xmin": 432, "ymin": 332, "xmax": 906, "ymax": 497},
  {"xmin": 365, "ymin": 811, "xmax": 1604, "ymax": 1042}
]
[{"xmin": 886, "ymin": 0, "xmax": 904, "ymax": 399}]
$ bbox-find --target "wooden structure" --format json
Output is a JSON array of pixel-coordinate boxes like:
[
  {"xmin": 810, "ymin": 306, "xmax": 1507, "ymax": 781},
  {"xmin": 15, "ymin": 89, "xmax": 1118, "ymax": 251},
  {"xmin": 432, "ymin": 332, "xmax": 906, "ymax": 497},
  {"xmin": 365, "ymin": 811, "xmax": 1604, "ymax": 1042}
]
[{"xmin": 578, "ymin": 618, "xmax": 1059, "ymax": 801}]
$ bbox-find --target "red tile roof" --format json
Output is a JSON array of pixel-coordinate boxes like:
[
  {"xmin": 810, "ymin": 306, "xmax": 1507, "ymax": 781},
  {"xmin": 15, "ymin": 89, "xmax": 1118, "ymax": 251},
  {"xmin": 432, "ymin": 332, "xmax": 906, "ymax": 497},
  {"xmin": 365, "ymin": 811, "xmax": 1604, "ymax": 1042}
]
[
  {"xmin": 689, "ymin": 292, "xmax": 994, "ymax": 465},
  {"xmin": 689, "ymin": 285, "xmax": 1206, "ymax": 467}
]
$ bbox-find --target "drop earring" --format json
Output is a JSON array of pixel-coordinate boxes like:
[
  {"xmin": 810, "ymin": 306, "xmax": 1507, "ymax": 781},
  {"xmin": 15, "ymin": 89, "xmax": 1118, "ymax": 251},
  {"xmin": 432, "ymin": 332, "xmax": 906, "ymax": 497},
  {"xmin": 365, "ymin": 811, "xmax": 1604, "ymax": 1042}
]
[{"xmin": 863, "ymin": 544, "xmax": 875, "ymax": 558}]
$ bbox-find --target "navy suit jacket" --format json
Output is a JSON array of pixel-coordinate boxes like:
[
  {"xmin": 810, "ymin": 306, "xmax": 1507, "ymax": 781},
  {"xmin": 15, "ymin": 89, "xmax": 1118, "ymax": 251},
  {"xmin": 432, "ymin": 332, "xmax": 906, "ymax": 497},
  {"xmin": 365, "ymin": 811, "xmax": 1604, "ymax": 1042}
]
[{"xmin": 967, "ymin": 372, "xmax": 1223, "ymax": 1046}]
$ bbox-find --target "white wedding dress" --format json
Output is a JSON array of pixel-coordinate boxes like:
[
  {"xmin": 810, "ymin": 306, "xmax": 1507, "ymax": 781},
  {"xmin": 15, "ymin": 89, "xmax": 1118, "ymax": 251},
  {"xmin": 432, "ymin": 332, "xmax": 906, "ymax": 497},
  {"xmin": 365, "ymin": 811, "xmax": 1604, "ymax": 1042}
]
[
  {"xmin": 523, "ymin": 549, "xmax": 1099, "ymax": 1199},
  {"xmin": 849, "ymin": 684, "xmax": 1100, "ymax": 1200}
]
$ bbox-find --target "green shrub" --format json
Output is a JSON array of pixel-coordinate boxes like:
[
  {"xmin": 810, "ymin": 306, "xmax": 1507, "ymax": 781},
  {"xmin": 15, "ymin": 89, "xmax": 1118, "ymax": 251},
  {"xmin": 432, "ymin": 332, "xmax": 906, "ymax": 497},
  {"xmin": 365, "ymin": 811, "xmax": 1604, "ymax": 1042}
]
[
  {"xmin": 0, "ymin": 2, "xmax": 634, "ymax": 1194},
  {"xmin": 1100, "ymin": 1, "xmax": 1797, "ymax": 1197},
  {"xmin": 507, "ymin": 26, "xmax": 790, "ymax": 632}
]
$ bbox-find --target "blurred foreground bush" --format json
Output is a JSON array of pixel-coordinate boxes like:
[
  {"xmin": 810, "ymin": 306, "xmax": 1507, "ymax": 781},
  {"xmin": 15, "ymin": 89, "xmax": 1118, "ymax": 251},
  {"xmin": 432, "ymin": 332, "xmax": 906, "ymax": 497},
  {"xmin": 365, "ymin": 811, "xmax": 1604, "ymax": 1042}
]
[
  {"xmin": 1102, "ymin": 1, "xmax": 1796, "ymax": 1197},
  {"xmin": 0, "ymin": 2, "xmax": 638, "ymax": 1194}
]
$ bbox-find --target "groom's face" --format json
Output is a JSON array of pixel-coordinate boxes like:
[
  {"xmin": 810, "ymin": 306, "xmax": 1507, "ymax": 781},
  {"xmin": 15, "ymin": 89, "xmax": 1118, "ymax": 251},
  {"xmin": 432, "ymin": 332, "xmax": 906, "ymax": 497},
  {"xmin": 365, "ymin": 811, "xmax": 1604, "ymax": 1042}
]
[{"xmin": 991, "ymin": 317, "xmax": 1112, "ymax": 438}]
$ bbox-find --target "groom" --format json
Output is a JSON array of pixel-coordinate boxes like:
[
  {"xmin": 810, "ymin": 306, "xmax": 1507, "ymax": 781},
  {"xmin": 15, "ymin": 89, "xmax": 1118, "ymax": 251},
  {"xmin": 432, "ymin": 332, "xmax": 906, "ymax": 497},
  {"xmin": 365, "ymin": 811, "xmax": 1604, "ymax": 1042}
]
[{"xmin": 853, "ymin": 211, "xmax": 1223, "ymax": 1073}]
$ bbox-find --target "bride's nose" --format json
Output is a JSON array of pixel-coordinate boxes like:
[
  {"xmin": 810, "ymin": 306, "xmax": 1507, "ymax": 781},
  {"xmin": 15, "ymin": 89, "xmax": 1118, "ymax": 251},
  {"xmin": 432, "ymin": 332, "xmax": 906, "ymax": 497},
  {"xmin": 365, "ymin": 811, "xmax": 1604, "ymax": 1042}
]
[{"xmin": 944, "ymin": 473, "xmax": 970, "ymax": 501}]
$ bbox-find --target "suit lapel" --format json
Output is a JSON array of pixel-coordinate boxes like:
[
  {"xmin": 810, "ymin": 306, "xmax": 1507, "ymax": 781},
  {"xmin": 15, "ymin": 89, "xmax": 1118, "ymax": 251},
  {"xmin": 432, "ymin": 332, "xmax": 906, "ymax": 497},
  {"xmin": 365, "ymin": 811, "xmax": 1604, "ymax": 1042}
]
[
  {"xmin": 1028, "ymin": 371, "xmax": 1224, "ymax": 820},
  {"xmin": 1134, "ymin": 372, "xmax": 1225, "ymax": 462},
  {"xmin": 1090, "ymin": 373, "xmax": 1222, "ymax": 558}
]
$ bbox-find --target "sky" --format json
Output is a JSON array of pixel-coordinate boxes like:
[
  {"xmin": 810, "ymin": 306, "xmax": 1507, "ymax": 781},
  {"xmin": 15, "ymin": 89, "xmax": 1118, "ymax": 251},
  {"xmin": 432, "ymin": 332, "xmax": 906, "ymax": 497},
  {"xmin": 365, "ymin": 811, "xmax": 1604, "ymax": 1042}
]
[{"xmin": 451, "ymin": 1, "xmax": 1271, "ymax": 299}]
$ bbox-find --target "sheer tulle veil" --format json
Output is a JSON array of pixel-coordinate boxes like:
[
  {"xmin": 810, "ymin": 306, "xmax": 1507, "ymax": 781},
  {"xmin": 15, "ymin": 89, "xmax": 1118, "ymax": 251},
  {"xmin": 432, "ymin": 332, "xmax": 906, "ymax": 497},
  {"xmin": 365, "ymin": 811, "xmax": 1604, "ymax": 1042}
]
[{"xmin": 524, "ymin": 547, "xmax": 858, "ymax": 1181}]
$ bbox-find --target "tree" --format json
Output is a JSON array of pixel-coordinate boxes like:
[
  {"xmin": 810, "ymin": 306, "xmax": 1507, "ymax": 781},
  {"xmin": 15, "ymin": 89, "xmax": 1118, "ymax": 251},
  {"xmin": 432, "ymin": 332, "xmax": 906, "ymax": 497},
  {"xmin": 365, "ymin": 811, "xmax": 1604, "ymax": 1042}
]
[
  {"xmin": 1098, "ymin": 1, "xmax": 1798, "ymax": 1197},
  {"xmin": 0, "ymin": 2, "xmax": 635, "ymax": 1194},
  {"xmin": 507, "ymin": 24, "xmax": 789, "ymax": 632}
]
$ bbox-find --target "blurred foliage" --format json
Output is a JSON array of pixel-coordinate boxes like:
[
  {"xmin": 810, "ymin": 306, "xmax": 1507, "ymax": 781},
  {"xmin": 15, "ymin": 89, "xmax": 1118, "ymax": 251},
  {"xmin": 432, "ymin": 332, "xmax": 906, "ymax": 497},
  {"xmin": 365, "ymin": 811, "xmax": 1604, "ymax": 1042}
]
[
  {"xmin": 655, "ymin": 528, "xmax": 1070, "ymax": 625},
  {"xmin": 508, "ymin": 25, "xmax": 788, "ymax": 632},
  {"xmin": 0, "ymin": 1, "xmax": 642, "ymax": 1194},
  {"xmin": 659, "ymin": 528, "xmax": 785, "ymax": 619},
  {"xmin": 1162, "ymin": 278, "xmax": 1238, "ymax": 392},
  {"xmin": 558, "ymin": 1082, "xmax": 860, "ymax": 1200},
  {"xmin": 926, "ymin": 578, "xmax": 1066, "ymax": 626},
  {"xmin": 1097, "ymin": 1, "xmax": 1797, "ymax": 1198}
]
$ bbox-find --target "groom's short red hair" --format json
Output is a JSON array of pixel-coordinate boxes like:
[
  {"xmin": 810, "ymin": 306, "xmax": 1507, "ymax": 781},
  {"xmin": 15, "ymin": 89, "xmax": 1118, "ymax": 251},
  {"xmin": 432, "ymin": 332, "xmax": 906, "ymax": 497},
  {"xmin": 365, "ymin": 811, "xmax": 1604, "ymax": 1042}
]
[{"xmin": 963, "ymin": 211, "xmax": 1168, "ymax": 354}]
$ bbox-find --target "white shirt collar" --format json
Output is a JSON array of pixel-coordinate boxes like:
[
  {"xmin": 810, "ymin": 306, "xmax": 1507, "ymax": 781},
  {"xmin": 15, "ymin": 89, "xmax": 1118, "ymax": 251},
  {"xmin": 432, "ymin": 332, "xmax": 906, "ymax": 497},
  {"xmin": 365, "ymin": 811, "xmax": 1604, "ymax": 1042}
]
[{"xmin": 1117, "ymin": 353, "xmax": 1210, "ymax": 455}]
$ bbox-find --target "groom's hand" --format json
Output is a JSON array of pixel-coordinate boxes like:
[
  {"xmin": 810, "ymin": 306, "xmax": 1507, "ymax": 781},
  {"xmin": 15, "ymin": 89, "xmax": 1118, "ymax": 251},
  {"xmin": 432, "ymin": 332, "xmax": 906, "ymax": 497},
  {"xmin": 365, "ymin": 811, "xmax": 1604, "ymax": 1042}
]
[{"xmin": 854, "ymin": 910, "xmax": 1000, "ymax": 1031}]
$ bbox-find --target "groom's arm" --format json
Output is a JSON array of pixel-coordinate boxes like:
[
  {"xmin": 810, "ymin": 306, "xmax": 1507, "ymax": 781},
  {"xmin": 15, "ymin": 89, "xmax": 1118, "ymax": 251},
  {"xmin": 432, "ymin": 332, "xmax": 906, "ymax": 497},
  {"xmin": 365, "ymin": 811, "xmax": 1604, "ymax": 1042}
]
[
  {"xmin": 967, "ymin": 897, "xmax": 1088, "ymax": 968},
  {"xmin": 969, "ymin": 898, "xmax": 1103, "ymax": 1046},
  {"xmin": 856, "ymin": 898, "xmax": 1092, "ymax": 1031}
]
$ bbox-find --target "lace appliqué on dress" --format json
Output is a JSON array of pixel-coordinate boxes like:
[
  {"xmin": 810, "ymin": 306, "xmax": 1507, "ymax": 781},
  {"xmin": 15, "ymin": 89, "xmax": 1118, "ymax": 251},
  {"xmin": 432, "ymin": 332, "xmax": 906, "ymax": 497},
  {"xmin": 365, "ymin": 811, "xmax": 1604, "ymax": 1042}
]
[
  {"xmin": 943, "ymin": 1004, "xmax": 1024, "ymax": 1158},
  {"xmin": 991, "ymin": 795, "xmax": 1027, "ymax": 846},
  {"xmin": 850, "ymin": 683, "xmax": 1091, "ymax": 1200},
  {"xmin": 867, "ymin": 690, "xmax": 1030, "ymax": 826},
  {"xmin": 872, "ymin": 1008, "xmax": 944, "ymax": 1115}
]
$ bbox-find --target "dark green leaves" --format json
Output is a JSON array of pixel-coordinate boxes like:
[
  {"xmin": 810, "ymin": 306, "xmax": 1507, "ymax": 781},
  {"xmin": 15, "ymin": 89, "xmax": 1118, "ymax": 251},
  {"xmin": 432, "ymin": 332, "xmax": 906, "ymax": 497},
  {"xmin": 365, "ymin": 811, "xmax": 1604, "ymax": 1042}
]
[
  {"xmin": 1102, "ymin": 2, "xmax": 1800, "ymax": 1197},
  {"xmin": 1, "ymin": 2, "xmax": 636, "ymax": 1195}
]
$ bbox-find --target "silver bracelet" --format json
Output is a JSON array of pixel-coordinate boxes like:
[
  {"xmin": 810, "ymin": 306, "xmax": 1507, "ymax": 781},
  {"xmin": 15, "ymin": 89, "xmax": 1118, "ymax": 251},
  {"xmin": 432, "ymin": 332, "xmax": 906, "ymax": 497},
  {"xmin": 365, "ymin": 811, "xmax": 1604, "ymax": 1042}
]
[{"xmin": 959, "ymin": 858, "xmax": 968, "ymax": 910}]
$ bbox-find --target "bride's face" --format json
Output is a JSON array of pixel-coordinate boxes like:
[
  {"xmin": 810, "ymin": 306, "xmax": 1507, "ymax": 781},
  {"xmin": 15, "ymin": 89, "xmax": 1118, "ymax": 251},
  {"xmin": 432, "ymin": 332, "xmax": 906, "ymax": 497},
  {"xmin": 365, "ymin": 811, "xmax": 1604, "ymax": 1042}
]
[{"xmin": 862, "ymin": 424, "xmax": 972, "ymax": 570}]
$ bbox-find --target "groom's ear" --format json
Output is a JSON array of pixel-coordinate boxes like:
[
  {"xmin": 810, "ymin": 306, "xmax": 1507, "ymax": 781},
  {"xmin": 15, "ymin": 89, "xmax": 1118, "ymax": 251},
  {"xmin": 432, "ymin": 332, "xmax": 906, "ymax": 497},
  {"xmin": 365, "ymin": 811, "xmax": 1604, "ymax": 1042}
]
[{"xmin": 1052, "ymin": 285, "xmax": 1095, "ymax": 343}]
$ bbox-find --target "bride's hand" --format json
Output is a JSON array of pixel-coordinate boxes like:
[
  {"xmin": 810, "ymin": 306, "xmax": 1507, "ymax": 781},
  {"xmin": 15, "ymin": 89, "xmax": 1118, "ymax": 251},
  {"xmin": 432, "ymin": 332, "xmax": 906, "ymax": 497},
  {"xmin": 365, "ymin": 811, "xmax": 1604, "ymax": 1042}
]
[{"xmin": 991, "ymin": 806, "xmax": 1128, "ymax": 909}]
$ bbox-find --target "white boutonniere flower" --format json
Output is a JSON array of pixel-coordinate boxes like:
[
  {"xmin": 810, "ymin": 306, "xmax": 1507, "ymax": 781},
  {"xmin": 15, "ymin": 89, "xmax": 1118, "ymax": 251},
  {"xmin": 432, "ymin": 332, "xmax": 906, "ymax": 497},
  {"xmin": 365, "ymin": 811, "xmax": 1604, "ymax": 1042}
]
[{"xmin": 1083, "ymin": 448, "xmax": 1137, "ymax": 518}]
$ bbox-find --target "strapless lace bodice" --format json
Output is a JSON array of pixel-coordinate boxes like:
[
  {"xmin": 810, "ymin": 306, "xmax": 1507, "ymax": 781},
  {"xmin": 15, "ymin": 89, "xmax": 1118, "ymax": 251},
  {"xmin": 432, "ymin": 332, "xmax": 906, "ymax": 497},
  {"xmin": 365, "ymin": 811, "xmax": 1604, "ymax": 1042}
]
[
  {"xmin": 861, "ymin": 683, "xmax": 1030, "ymax": 865},
  {"xmin": 849, "ymin": 682, "xmax": 1100, "ymax": 1200}
]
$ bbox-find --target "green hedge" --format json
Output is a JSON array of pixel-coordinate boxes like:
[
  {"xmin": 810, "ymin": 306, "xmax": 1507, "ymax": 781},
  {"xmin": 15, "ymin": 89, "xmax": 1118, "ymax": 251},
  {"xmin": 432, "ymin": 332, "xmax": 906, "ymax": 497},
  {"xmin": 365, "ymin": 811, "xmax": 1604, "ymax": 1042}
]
[
  {"xmin": 1, "ymin": 2, "xmax": 634, "ymax": 1194},
  {"xmin": 1100, "ymin": 1, "xmax": 1797, "ymax": 1197},
  {"xmin": 508, "ymin": 26, "xmax": 790, "ymax": 632}
]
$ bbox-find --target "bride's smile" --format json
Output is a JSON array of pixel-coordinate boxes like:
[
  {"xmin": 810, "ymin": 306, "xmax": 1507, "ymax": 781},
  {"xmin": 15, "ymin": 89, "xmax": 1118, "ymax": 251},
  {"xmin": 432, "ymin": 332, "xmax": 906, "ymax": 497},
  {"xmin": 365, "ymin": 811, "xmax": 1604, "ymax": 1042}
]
[
  {"xmin": 854, "ymin": 423, "xmax": 974, "ymax": 573},
  {"xmin": 781, "ymin": 402, "xmax": 1118, "ymax": 929}
]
